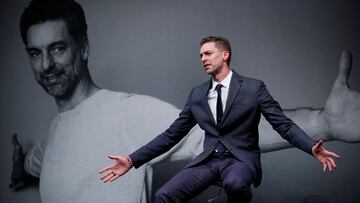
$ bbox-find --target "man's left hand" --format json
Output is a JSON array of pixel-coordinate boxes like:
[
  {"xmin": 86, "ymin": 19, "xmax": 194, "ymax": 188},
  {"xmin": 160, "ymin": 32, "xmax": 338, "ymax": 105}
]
[{"xmin": 312, "ymin": 140, "xmax": 341, "ymax": 172}]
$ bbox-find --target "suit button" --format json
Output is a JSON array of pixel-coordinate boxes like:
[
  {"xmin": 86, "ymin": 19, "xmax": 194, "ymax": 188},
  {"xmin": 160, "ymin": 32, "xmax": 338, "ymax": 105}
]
[{"xmin": 215, "ymin": 149, "xmax": 218, "ymax": 153}]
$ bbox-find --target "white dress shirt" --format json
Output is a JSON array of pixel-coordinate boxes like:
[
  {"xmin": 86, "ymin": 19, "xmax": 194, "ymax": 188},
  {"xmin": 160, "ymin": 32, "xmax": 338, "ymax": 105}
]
[{"xmin": 207, "ymin": 70, "xmax": 233, "ymax": 122}]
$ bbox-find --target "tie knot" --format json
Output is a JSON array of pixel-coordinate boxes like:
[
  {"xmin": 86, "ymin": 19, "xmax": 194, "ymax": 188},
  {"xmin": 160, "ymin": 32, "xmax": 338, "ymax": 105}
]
[{"xmin": 215, "ymin": 84, "xmax": 222, "ymax": 94}]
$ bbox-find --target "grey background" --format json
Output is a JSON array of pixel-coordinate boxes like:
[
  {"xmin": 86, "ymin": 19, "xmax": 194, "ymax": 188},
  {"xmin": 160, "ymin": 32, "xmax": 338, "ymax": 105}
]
[{"xmin": 1, "ymin": 0, "xmax": 360, "ymax": 202}]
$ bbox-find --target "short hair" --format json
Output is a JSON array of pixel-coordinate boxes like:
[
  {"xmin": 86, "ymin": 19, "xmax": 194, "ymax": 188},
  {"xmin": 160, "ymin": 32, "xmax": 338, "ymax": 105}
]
[
  {"xmin": 200, "ymin": 36, "xmax": 232, "ymax": 65},
  {"xmin": 20, "ymin": 0, "xmax": 88, "ymax": 46}
]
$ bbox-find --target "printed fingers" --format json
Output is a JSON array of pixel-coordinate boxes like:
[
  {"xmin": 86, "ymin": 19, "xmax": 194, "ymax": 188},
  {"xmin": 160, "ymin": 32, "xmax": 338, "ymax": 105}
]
[
  {"xmin": 9, "ymin": 181, "xmax": 25, "ymax": 191},
  {"xmin": 11, "ymin": 133, "xmax": 21, "ymax": 148},
  {"xmin": 335, "ymin": 50, "xmax": 352, "ymax": 88}
]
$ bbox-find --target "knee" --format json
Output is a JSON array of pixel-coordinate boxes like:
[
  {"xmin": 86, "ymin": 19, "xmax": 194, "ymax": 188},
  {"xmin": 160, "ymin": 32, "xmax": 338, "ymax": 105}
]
[
  {"xmin": 223, "ymin": 178, "xmax": 251, "ymax": 193},
  {"xmin": 154, "ymin": 188, "xmax": 178, "ymax": 203},
  {"xmin": 154, "ymin": 189, "xmax": 170, "ymax": 202},
  {"xmin": 223, "ymin": 180, "xmax": 252, "ymax": 203}
]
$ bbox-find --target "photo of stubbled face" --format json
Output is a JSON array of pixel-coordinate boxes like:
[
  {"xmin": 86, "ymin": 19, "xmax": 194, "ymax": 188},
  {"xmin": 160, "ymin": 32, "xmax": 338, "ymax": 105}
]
[{"xmin": 25, "ymin": 20, "xmax": 86, "ymax": 98}]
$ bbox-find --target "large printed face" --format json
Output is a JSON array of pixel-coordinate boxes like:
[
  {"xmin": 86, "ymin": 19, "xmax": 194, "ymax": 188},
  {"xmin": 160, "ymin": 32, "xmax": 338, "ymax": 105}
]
[
  {"xmin": 25, "ymin": 19, "xmax": 88, "ymax": 98},
  {"xmin": 199, "ymin": 42, "xmax": 229, "ymax": 76}
]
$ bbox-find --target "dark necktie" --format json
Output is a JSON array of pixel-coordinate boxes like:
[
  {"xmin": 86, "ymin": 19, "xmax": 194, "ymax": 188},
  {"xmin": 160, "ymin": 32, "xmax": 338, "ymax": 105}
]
[
  {"xmin": 215, "ymin": 84, "xmax": 223, "ymax": 126},
  {"xmin": 215, "ymin": 84, "xmax": 227, "ymax": 154}
]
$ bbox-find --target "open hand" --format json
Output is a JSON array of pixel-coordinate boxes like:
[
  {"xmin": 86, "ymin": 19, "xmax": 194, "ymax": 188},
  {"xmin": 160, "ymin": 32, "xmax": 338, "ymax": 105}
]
[
  {"xmin": 324, "ymin": 50, "xmax": 360, "ymax": 143},
  {"xmin": 9, "ymin": 133, "xmax": 27, "ymax": 191},
  {"xmin": 312, "ymin": 140, "xmax": 341, "ymax": 172},
  {"xmin": 98, "ymin": 155, "xmax": 131, "ymax": 183}
]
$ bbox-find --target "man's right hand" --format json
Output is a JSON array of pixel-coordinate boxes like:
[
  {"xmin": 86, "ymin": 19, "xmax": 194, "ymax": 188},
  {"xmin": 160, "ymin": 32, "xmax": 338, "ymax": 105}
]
[
  {"xmin": 9, "ymin": 133, "xmax": 27, "ymax": 191},
  {"xmin": 98, "ymin": 155, "xmax": 132, "ymax": 183}
]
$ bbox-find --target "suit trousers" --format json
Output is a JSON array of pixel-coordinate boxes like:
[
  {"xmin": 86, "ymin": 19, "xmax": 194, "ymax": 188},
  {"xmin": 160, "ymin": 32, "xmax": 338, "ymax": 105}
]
[{"xmin": 154, "ymin": 153, "xmax": 254, "ymax": 203}]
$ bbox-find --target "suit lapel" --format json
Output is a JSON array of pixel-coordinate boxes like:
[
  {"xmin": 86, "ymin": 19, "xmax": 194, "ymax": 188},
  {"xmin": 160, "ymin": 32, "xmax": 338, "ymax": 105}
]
[
  {"xmin": 200, "ymin": 80, "xmax": 217, "ymax": 126},
  {"xmin": 221, "ymin": 72, "xmax": 243, "ymax": 125},
  {"xmin": 199, "ymin": 72, "xmax": 244, "ymax": 127}
]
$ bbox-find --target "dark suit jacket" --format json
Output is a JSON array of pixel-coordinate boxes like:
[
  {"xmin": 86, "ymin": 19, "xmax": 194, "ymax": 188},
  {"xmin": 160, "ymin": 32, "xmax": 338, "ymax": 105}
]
[{"xmin": 130, "ymin": 71, "xmax": 316, "ymax": 187}]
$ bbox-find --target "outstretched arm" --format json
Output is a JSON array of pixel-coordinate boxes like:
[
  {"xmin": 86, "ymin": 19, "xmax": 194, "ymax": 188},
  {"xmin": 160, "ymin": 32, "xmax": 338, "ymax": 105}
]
[
  {"xmin": 260, "ymin": 50, "xmax": 359, "ymax": 152},
  {"xmin": 99, "ymin": 90, "xmax": 197, "ymax": 182},
  {"xmin": 99, "ymin": 51, "xmax": 357, "ymax": 178}
]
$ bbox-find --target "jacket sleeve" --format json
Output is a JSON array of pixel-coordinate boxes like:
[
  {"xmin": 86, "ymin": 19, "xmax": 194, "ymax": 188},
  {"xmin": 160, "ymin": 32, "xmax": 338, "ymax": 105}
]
[
  {"xmin": 256, "ymin": 81, "xmax": 316, "ymax": 155},
  {"xmin": 148, "ymin": 125, "xmax": 204, "ymax": 165},
  {"xmin": 129, "ymin": 89, "xmax": 198, "ymax": 168}
]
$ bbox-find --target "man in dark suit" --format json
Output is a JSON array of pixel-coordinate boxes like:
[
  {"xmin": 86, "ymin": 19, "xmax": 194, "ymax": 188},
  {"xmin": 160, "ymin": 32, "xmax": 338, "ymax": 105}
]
[{"xmin": 99, "ymin": 36, "xmax": 340, "ymax": 203}]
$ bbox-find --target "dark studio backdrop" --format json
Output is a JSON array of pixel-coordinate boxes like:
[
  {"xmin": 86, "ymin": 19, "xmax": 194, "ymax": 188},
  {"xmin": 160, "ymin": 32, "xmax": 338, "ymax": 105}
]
[{"xmin": 1, "ymin": 0, "xmax": 360, "ymax": 202}]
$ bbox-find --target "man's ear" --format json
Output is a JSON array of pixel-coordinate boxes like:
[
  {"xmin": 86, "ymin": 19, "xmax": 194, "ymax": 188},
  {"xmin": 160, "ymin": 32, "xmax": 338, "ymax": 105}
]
[
  {"xmin": 222, "ymin": 50, "xmax": 230, "ymax": 62},
  {"xmin": 81, "ymin": 42, "xmax": 90, "ymax": 60}
]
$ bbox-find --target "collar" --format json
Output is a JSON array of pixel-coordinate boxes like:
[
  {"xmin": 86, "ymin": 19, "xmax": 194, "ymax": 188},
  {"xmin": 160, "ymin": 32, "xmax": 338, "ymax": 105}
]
[{"xmin": 210, "ymin": 70, "xmax": 233, "ymax": 91}]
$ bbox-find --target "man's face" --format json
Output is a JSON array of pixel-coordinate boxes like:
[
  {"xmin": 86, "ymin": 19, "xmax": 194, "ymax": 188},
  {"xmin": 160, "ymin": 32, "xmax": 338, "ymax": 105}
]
[
  {"xmin": 199, "ymin": 42, "xmax": 228, "ymax": 76},
  {"xmin": 25, "ymin": 20, "xmax": 87, "ymax": 98}
]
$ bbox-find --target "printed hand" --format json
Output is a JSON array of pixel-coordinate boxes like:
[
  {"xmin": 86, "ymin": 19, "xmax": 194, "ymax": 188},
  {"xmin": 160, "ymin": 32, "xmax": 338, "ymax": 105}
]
[
  {"xmin": 324, "ymin": 50, "xmax": 360, "ymax": 143},
  {"xmin": 9, "ymin": 133, "xmax": 27, "ymax": 191},
  {"xmin": 99, "ymin": 155, "xmax": 131, "ymax": 183},
  {"xmin": 312, "ymin": 140, "xmax": 341, "ymax": 172}
]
